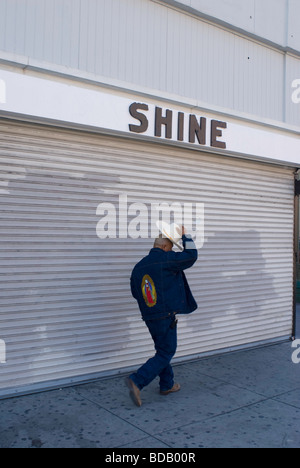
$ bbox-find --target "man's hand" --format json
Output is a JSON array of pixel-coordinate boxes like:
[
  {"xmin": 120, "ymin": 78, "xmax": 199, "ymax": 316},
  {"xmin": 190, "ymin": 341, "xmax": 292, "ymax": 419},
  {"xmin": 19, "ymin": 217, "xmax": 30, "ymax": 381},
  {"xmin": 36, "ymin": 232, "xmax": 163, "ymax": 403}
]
[{"xmin": 176, "ymin": 225, "xmax": 186, "ymax": 237}]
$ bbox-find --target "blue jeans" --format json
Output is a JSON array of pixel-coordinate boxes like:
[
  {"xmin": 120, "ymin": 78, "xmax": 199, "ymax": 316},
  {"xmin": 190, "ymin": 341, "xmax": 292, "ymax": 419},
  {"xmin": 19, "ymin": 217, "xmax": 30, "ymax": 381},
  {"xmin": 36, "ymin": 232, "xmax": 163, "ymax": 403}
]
[{"xmin": 130, "ymin": 316, "xmax": 177, "ymax": 392}]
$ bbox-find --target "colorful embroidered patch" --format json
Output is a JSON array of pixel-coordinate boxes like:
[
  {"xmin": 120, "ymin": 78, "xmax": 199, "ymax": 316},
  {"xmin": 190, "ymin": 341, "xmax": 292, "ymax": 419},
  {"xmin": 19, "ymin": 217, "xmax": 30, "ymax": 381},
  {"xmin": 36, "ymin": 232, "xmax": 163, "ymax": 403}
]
[{"xmin": 141, "ymin": 275, "xmax": 157, "ymax": 308}]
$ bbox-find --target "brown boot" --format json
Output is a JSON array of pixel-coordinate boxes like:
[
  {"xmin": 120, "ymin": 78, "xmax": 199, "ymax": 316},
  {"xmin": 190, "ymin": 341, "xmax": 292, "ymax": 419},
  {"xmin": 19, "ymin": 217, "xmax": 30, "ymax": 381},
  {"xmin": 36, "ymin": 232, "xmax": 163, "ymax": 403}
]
[
  {"xmin": 160, "ymin": 383, "xmax": 181, "ymax": 396},
  {"xmin": 126, "ymin": 377, "xmax": 142, "ymax": 407}
]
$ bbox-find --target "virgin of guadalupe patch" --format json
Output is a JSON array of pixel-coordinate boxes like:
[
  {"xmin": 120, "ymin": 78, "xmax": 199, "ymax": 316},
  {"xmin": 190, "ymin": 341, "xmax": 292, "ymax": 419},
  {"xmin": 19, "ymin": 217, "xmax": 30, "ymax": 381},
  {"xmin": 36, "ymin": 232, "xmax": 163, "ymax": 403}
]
[{"xmin": 141, "ymin": 275, "xmax": 157, "ymax": 308}]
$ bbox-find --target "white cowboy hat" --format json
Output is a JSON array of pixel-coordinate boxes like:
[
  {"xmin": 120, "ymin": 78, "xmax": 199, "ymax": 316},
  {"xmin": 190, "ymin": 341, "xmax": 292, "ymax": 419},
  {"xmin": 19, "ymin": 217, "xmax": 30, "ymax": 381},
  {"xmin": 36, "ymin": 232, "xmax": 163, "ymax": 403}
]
[{"xmin": 156, "ymin": 221, "xmax": 183, "ymax": 250}]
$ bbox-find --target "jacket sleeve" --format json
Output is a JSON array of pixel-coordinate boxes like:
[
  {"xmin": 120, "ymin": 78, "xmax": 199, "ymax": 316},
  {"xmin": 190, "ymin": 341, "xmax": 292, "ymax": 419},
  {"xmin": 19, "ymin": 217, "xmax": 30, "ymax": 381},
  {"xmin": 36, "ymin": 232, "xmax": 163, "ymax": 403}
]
[
  {"xmin": 130, "ymin": 273, "xmax": 138, "ymax": 300},
  {"xmin": 166, "ymin": 235, "xmax": 198, "ymax": 272}
]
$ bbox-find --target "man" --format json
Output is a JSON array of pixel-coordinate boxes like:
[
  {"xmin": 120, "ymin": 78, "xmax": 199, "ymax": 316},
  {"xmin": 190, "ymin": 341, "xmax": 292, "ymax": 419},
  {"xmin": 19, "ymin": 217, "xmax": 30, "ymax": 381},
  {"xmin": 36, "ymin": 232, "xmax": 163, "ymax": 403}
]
[{"xmin": 126, "ymin": 226, "xmax": 198, "ymax": 407}]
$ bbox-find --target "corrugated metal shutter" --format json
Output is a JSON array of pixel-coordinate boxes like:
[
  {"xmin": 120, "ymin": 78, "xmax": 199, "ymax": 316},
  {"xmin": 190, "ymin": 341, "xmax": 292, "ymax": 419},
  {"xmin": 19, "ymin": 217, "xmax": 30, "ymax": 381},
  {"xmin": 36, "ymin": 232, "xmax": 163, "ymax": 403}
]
[{"xmin": 0, "ymin": 120, "xmax": 295, "ymax": 396}]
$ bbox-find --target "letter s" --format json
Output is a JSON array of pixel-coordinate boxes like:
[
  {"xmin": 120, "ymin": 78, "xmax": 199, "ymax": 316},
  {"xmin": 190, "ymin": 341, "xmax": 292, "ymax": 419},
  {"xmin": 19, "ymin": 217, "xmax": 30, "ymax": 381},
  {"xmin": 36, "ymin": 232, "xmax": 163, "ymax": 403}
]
[
  {"xmin": 291, "ymin": 339, "xmax": 300, "ymax": 364},
  {"xmin": 129, "ymin": 103, "xmax": 149, "ymax": 133},
  {"xmin": 292, "ymin": 79, "xmax": 300, "ymax": 104}
]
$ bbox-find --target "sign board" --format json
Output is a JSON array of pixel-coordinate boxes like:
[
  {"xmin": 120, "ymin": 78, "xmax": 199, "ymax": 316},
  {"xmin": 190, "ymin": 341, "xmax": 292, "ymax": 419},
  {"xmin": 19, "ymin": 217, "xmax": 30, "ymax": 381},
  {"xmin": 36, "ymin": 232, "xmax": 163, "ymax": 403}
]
[{"xmin": 0, "ymin": 69, "xmax": 299, "ymax": 166}]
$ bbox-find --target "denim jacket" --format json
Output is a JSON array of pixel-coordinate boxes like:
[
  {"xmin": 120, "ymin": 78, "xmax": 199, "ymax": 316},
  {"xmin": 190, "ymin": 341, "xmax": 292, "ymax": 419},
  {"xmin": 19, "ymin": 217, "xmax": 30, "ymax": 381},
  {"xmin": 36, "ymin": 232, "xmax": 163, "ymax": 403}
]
[{"xmin": 130, "ymin": 235, "xmax": 198, "ymax": 321}]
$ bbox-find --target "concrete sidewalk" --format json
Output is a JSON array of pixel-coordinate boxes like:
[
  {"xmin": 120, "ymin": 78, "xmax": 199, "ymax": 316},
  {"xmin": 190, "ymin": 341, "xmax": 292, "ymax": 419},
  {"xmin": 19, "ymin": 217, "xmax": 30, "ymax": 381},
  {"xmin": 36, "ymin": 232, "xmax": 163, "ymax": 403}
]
[{"xmin": 0, "ymin": 341, "xmax": 300, "ymax": 448}]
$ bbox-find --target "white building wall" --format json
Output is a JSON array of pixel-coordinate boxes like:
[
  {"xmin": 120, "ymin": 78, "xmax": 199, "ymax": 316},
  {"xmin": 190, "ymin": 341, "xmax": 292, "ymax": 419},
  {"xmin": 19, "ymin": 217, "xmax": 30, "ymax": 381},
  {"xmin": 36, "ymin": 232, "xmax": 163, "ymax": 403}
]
[
  {"xmin": 0, "ymin": 0, "xmax": 299, "ymax": 127},
  {"xmin": 174, "ymin": 0, "xmax": 300, "ymax": 51},
  {"xmin": 288, "ymin": 0, "xmax": 300, "ymax": 51}
]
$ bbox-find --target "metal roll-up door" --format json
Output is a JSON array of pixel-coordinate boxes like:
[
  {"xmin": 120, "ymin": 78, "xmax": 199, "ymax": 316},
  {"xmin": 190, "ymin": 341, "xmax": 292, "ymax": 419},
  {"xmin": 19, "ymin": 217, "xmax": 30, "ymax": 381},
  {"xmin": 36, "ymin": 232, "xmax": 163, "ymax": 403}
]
[{"xmin": 0, "ymin": 120, "xmax": 295, "ymax": 397}]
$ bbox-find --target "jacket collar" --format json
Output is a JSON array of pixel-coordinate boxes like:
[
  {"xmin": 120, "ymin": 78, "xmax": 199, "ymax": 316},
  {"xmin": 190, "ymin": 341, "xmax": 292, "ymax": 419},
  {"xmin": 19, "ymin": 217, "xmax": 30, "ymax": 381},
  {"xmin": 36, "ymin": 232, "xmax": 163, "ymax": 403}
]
[{"xmin": 150, "ymin": 247, "xmax": 165, "ymax": 254}]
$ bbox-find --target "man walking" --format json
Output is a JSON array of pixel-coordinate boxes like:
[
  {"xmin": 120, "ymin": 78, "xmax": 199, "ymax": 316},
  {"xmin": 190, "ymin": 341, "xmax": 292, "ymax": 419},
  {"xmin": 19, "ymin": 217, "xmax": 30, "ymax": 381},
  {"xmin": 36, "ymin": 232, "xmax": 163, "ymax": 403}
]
[{"xmin": 126, "ymin": 226, "xmax": 198, "ymax": 407}]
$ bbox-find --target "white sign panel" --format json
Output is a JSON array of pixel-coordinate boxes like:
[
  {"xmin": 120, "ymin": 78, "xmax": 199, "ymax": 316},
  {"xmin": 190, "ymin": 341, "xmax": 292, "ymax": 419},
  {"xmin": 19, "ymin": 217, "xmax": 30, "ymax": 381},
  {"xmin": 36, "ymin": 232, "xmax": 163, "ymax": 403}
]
[
  {"xmin": 0, "ymin": 69, "xmax": 299, "ymax": 166},
  {"xmin": 0, "ymin": 79, "xmax": 6, "ymax": 104}
]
